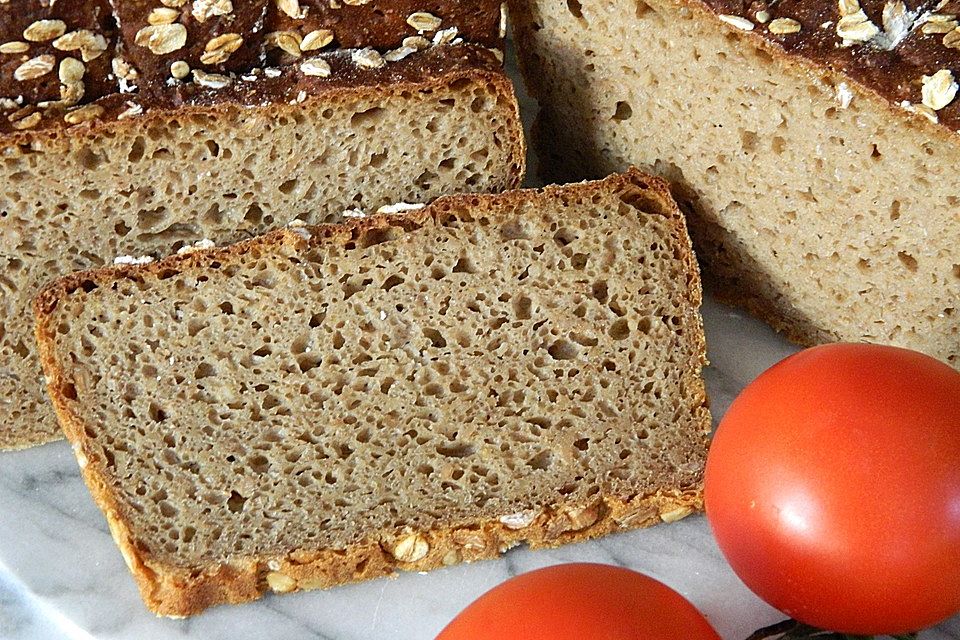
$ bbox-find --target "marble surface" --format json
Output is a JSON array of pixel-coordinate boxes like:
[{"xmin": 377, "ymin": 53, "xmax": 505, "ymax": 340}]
[
  {"xmin": 2, "ymin": 43, "xmax": 959, "ymax": 640},
  {"xmin": 2, "ymin": 300, "xmax": 958, "ymax": 640}
]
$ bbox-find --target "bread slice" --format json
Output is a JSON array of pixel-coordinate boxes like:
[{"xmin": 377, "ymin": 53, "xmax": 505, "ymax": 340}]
[
  {"xmin": 509, "ymin": 0, "xmax": 960, "ymax": 368},
  {"xmin": 0, "ymin": 45, "xmax": 524, "ymax": 450},
  {"xmin": 35, "ymin": 169, "xmax": 710, "ymax": 616}
]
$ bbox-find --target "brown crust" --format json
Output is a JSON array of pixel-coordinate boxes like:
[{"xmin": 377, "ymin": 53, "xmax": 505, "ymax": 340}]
[
  {"xmin": 685, "ymin": 0, "xmax": 960, "ymax": 132},
  {"xmin": 0, "ymin": 1, "xmax": 503, "ymax": 136},
  {"xmin": 510, "ymin": 0, "xmax": 960, "ymax": 137},
  {"xmin": 34, "ymin": 169, "xmax": 711, "ymax": 617},
  {"xmin": 0, "ymin": 43, "xmax": 507, "ymax": 139}
]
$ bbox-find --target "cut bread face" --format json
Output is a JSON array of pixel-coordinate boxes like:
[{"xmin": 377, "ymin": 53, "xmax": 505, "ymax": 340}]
[
  {"xmin": 0, "ymin": 46, "xmax": 524, "ymax": 450},
  {"xmin": 35, "ymin": 169, "xmax": 710, "ymax": 616},
  {"xmin": 510, "ymin": 0, "xmax": 960, "ymax": 367}
]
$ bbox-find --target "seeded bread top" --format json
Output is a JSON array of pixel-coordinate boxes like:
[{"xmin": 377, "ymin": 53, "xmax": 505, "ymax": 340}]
[
  {"xmin": 690, "ymin": 0, "xmax": 960, "ymax": 130},
  {"xmin": 0, "ymin": 0, "xmax": 503, "ymax": 135}
]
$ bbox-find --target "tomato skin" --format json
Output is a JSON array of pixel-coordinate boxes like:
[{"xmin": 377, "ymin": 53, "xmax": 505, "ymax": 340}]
[
  {"xmin": 436, "ymin": 563, "xmax": 719, "ymax": 640},
  {"xmin": 705, "ymin": 343, "xmax": 960, "ymax": 634}
]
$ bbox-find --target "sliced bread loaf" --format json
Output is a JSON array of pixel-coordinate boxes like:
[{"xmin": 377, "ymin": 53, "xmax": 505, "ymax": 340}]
[
  {"xmin": 1, "ymin": 44, "xmax": 524, "ymax": 450},
  {"xmin": 34, "ymin": 169, "xmax": 710, "ymax": 616},
  {"xmin": 509, "ymin": 0, "xmax": 960, "ymax": 367}
]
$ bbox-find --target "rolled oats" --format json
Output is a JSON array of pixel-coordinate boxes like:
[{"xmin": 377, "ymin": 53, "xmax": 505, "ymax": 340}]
[
  {"xmin": 301, "ymin": 29, "xmax": 334, "ymax": 51},
  {"xmin": 201, "ymin": 33, "xmax": 243, "ymax": 65},
  {"xmin": 14, "ymin": 55, "xmax": 55, "ymax": 81},
  {"xmin": 717, "ymin": 14, "xmax": 755, "ymax": 31},
  {"xmin": 148, "ymin": 7, "xmax": 181, "ymax": 25},
  {"xmin": 193, "ymin": 69, "xmax": 232, "ymax": 88},
  {"xmin": 768, "ymin": 18, "xmax": 802, "ymax": 35},
  {"xmin": 64, "ymin": 103, "xmax": 104, "ymax": 125},
  {"xmin": 265, "ymin": 31, "xmax": 302, "ymax": 57},
  {"xmin": 391, "ymin": 532, "xmax": 429, "ymax": 562},
  {"xmin": 352, "ymin": 47, "xmax": 385, "ymax": 69},
  {"xmin": 276, "ymin": 0, "xmax": 304, "ymax": 19},
  {"xmin": 0, "ymin": 41, "xmax": 30, "ymax": 54},
  {"xmin": 135, "ymin": 24, "xmax": 188, "ymax": 55},
  {"xmin": 300, "ymin": 57, "xmax": 331, "ymax": 77},
  {"xmin": 192, "ymin": 0, "xmax": 233, "ymax": 22},
  {"xmin": 170, "ymin": 60, "xmax": 191, "ymax": 79},
  {"xmin": 58, "ymin": 57, "xmax": 85, "ymax": 84},
  {"xmin": 407, "ymin": 12, "xmax": 442, "ymax": 32},
  {"xmin": 23, "ymin": 19, "xmax": 66, "ymax": 43},
  {"xmin": 921, "ymin": 68, "xmax": 958, "ymax": 110}
]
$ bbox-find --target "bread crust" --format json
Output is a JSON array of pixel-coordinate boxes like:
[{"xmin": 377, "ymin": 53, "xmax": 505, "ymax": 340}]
[
  {"xmin": 34, "ymin": 169, "xmax": 711, "ymax": 617},
  {"xmin": 510, "ymin": 0, "xmax": 960, "ymax": 366},
  {"xmin": 1, "ymin": 42, "xmax": 524, "ymax": 451},
  {"xmin": 0, "ymin": 1, "xmax": 503, "ymax": 136},
  {"xmin": 511, "ymin": 0, "xmax": 960, "ymax": 141}
]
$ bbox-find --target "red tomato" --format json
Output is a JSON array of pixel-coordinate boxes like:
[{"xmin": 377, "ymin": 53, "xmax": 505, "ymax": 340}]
[
  {"xmin": 705, "ymin": 343, "xmax": 960, "ymax": 635},
  {"xmin": 436, "ymin": 563, "xmax": 719, "ymax": 640}
]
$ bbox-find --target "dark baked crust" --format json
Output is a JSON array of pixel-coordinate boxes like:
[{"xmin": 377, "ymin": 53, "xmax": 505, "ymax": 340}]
[
  {"xmin": 113, "ymin": 0, "xmax": 270, "ymax": 81},
  {"xmin": 0, "ymin": 0, "xmax": 117, "ymax": 106},
  {"xmin": 34, "ymin": 169, "xmax": 711, "ymax": 617},
  {"xmin": 0, "ymin": 0, "xmax": 502, "ymax": 135},
  {"xmin": 697, "ymin": 0, "xmax": 960, "ymax": 129},
  {"xmin": 0, "ymin": 42, "xmax": 504, "ymax": 138},
  {"xmin": 266, "ymin": 0, "xmax": 503, "ymax": 50}
]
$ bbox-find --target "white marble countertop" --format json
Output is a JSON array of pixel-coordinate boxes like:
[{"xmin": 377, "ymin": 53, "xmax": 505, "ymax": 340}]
[
  {"xmin": 2, "ymin": 42, "xmax": 959, "ymax": 640},
  {"xmin": 2, "ymin": 299, "xmax": 958, "ymax": 640}
]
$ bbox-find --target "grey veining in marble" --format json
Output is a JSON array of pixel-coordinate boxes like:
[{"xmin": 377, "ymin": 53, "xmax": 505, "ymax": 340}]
[
  {"xmin": 1, "ymin": 39, "xmax": 959, "ymax": 640},
  {"xmin": 2, "ymin": 299, "xmax": 957, "ymax": 640}
]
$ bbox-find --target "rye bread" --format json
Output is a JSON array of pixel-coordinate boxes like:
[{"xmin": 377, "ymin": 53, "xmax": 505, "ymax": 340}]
[
  {"xmin": 509, "ymin": 0, "xmax": 960, "ymax": 367},
  {"xmin": 0, "ymin": 44, "xmax": 524, "ymax": 450},
  {"xmin": 34, "ymin": 169, "xmax": 710, "ymax": 616}
]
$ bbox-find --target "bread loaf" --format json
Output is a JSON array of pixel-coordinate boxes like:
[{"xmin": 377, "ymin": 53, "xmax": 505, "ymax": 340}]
[
  {"xmin": 35, "ymin": 169, "xmax": 710, "ymax": 616},
  {"xmin": 1, "ymin": 0, "xmax": 523, "ymax": 450},
  {"xmin": 509, "ymin": 0, "xmax": 960, "ymax": 367}
]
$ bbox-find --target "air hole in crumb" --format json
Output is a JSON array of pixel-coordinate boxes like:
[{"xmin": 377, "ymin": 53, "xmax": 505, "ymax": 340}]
[
  {"xmin": 453, "ymin": 257, "xmax": 477, "ymax": 274},
  {"xmin": 636, "ymin": 317, "xmax": 652, "ymax": 334},
  {"xmin": 148, "ymin": 402, "xmax": 168, "ymax": 422},
  {"xmin": 612, "ymin": 100, "xmax": 633, "ymax": 121},
  {"xmin": 547, "ymin": 339, "xmax": 579, "ymax": 361},
  {"xmin": 500, "ymin": 219, "xmax": 530, "ymax": 240},
  {"xmin": 609, "ymin": 319, "xmax": 631, "ymax": 340},
  {"xmin": 423, "ymin": 328, "xmax": 447, "ymax": 348},
  {"xmin": 574, "ymin": 438, "xmax": 590, "ymax": 452},
  {"xmin": 227, "ymin": 491, "xmax": 246, "ymax": 513},
  {"xmin": 554, "ymin": 228, "xmax": 576, "ymax": 247},
  {"xmin": 513, "ymin": 295, "xmax": 532, "ymax": 320},
  {"xmin": 528, "ymin": 450, "xmax": 553, "ymax": 471},
  {"xmin": 436, "ymin": 442, "xmax": 475, "ymax": 458},
  {"xmin": 897, "ymin": 251, "xmax": 918, "ymax": 272},
  {"xmin": 591, "ymin": 280, "xmax": 608, "ymax": 303},
  {"xmin": 890, "ymin": 200, "xmax": 902, "ymax": 221},
  {"xmin": 382, "ymin": 274, "xmax": 404, "ymax": 291},
  {"xmin": 248, "ymin": 455, "xmax": 270, "ymax": 474},
  {"xmin": 194, "ymin": 362, "xmax": 216, "ymax": 379}
]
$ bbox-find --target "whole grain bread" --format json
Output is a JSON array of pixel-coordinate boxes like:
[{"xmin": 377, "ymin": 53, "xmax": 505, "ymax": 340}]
[
  {"xmin": 0, "ymin": 43, "xmax": 524, "ymax": 450},
  {"xmin": 509, "ymin": 0, "xmax": 960, "ymax": 367},
  {"xmin": 35, "ymin": 169, "xmax": 710, "ymax": 617}
]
